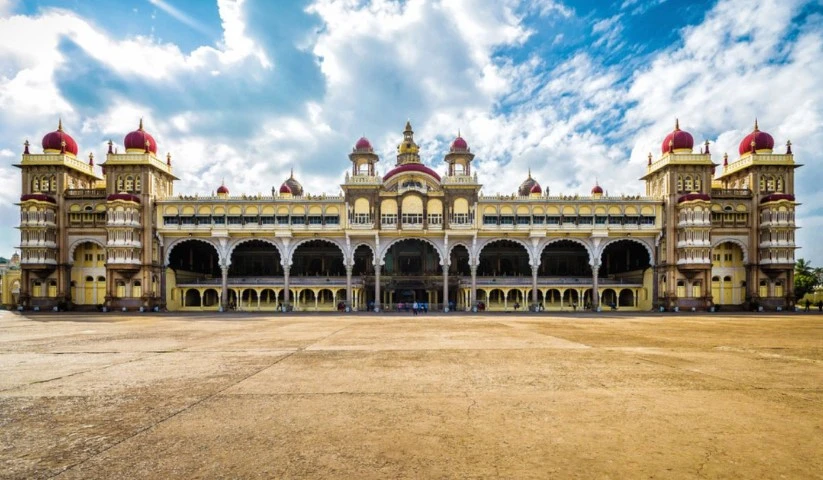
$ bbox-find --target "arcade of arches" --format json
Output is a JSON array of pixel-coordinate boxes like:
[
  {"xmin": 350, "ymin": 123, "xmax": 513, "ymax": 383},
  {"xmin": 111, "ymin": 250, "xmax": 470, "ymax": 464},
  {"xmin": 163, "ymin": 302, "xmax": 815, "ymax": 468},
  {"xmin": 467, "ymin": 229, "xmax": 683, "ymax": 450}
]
[{"xmin": 164, "ymin": 236, "xmax": 658, "ymax": 311}]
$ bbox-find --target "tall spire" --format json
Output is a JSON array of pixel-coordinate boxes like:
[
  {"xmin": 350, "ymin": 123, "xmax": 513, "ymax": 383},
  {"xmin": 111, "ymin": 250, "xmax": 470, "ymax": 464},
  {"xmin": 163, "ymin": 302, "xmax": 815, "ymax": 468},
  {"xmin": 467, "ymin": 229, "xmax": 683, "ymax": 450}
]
[
  {"xmin": 675, "ymin": 118, "xmax": 680, "ymax": 131},
  {"xmin": 290, "ymin": 167, "xmax": 294, "ymax": 179},
  {"xmin": 139, "ymin": 117, "xmax": 144, "ymax": 131},
  {"xmin": 404, "ymin": 119, "xmax": 412, "ymax": 134},
  {"xmin": 58, "ymin": 117, "xmax": 63, "ymax": 132},
  {"xmin": 754, "ymin": 118, "xmax": 759, "ymax": 131}
]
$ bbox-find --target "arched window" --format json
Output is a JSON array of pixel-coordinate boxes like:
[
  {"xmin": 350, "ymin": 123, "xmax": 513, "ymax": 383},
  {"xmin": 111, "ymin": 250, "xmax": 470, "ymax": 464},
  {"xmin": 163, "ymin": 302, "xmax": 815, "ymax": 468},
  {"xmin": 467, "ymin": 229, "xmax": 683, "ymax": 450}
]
[
  {"xmin": 134, "ymin": 176, "xmax": 142, "ymax": 192},
  {"xmin": 50, "ymin": 175, "xmax": 57, "ymax": 192},
  {"xmin": 32, "ymin": 178, "xmax": 40, "ymax": 192},
  {"xmin": 684, "ymin": 176, "xmax": 693, "ymax": 192},
  {"xmin": 41, "ymin": 176, "xmax": 49, "ymax": 192},
  {"xmin": 776, "ymin": 176, "xmax": 784, "ymax": 192},
  {"xmin": 125, "ymin": 176, "xmax": 134, "ymax": 191},
  {"xmin": 766, "ymin": 175, "xmax": 775, "ymax": 191},
  {"xmin": 676, "ymin": 176, "xmax": 683, "ymax": 192},
  {"xmin": 117, "ymin": 176, "xmax": 124, "ymax": 192},
  {"xmin": 759, "ymin": 177, "xmax": 765, "ymax": 191},
  {"xmin": 694, "ymin": 177, "xmax": 701, "ymax": 192}
]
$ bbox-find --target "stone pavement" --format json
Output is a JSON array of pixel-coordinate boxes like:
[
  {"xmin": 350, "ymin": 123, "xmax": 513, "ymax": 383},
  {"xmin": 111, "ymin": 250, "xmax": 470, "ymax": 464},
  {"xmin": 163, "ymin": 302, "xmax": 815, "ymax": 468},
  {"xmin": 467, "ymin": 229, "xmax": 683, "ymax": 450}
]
[{"xmin": 0, "ymin": 310, "xmax": 821, "ymax": 479}]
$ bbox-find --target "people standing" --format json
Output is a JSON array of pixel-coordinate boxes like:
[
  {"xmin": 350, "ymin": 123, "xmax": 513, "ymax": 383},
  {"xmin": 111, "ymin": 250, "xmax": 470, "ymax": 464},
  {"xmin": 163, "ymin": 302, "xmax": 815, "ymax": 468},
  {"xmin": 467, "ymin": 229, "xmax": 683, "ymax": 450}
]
[{"xmin": 412, "ymin": 301, "xmax": 419, "ymax": 315}]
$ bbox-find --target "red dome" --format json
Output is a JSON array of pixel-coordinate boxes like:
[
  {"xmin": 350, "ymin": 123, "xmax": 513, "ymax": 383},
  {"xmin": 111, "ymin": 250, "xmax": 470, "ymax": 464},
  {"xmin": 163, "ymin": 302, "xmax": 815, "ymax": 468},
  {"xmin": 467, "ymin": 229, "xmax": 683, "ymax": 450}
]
[
  {"xmin": 383, "ymin": 163, "xmax": 441, "ymax": 181},
  {"xmin": 761, "ymin": 193, "xmax": 794, "ymax": 203},
  {"xmin": 217, "ymin": 184, "xmax": 229, "ymax": 194},
  {"xmin": 661, "ymin": 119, "xmax": 694, "ymax": 154},
  {"xmin": 124, "ymin": 119, "xmax": 157, "ymax": 153},
  {"xmin": 279, "ymin": 183, "xmax": 292, "ymax": 194},
  {"xmin": 738, "ymin": 120, "xmax": 774, "ymax": 155},
  {"xmin": 450, "ymin": 135, "xmax": 468, "ymax": 152},
  {"xmin": 529, "ymin": 183, "xmax": 542, "ymax": 194},
  {"xmin": 677, "ymin": 193, "xmax": 711, "ymax": 203},
  {"xmin": 106, "ymin": 193, "xmax": 140, "ymax": 203},
  {"xmin": 591, "ymin": 184, "xmax": 603, "ymax": 195},
  {"xmin": 41, "ymin": 120, "xmax": 78, "ymax": 155},
  {"xmin": 354, "ymin": 137, "xmax": 372, "ymax": 151},
  {"xmin": 20, "ymin": 193, "xmax": 56, "ymax": 203}
]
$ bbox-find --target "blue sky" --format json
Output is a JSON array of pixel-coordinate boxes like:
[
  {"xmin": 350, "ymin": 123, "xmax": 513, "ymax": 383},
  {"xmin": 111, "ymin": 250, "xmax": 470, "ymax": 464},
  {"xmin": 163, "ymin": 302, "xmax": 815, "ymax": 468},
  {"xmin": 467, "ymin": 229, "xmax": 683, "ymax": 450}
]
[{"xmin": 1, "ymin": 0, "xmax": 822, "ymax": 265}]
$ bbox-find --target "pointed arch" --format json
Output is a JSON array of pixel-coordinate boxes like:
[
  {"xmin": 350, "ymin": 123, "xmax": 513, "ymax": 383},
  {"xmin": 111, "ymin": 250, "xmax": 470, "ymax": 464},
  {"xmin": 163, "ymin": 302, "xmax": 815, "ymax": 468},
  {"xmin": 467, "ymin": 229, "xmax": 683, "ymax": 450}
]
[
  {"xmin": 597, "ymin": 237, "xmax": 654, "ymax": 266},
  {"xmin": 711, "ymin": 237, "xmax": 749, "ymax": 264},
  {"xmin": 166, "ymin": 237, "xmax": 222, "ymax": 266},
  {"xmin": 447, "ymin": 241, "xmax": 475, "ymax": 265},
  {"xmin": 349, "ymin": 241, "xmax": 376, "ymax": 265},
  {"xmin": 288, "ymin": 237, "xmax": 347, "ymax": 260},
  {"xmin": 377, "ymin": 237, "xmax": 444, "ymax": 266},
  {"xmin": 538, "ymin": 237, "xmax": 594, "ymax": 265},
  {"xmin": 226, "ymin": 237, "xmax": 283, "ymax": 266},
  {"xmin": 477, "ymin": 237, "xmax": 534, "ymax": 268},
  {"xmin": 67, "ymin": 238, "xmax": 107, "ymax": 265}
]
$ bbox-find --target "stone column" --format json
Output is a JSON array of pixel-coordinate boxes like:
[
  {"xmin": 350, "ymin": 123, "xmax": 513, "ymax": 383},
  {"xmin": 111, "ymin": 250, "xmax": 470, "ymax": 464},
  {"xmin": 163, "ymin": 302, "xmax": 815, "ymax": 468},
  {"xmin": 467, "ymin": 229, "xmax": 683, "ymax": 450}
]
[
  {"xmin": 531, "ymin": 264, "xmax": 539, "ymax": 310},
  {"xmin": 442, "ymin": 263, "xmax": 449, "ymax": 312},
  {"xmin": 470, "ymin": 265, "xmax": 477, "ymax": 308},
  {"xmin": 283, "ymin": 266, "xmax": 290, "ymax": 311},
  {"xmin": 220, "ymin": 265, "xmax": 229, "ymax": 311},
  {"xmin": 345, "ymin": 265, "xmax": 353, "ymax": 310},
  {"xmin": 374, "ymin": 264, "xmax": 381, "ymax": 312},
  {"xmin": 591, "ymin": 261, "xmax": 600, "ymax": 310}
]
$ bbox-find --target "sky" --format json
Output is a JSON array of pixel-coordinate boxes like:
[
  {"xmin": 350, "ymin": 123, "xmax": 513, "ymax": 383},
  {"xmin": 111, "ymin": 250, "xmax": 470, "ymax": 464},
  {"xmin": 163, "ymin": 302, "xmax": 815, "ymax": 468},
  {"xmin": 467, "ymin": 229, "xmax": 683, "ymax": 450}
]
[{"xmin": 0, "ymin": 0, "xmax": 822, "ymax": 265}]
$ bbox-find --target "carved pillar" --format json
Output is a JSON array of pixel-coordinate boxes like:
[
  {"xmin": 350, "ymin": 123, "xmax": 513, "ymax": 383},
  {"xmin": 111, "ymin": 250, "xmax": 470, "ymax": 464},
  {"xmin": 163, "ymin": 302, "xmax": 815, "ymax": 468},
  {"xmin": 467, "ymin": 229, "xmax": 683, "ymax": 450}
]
[
  {"xmin": 442, "ymin": 263, "xmax": 449, "ymax": 312},
  {"xmin": 374, "ymin": 264, "xmax": 381, "ymax": 312},
  {"xmin": 283, "ymin": 266, "xmax": 290, "ymax": 310},
  {"xmin": 531, "ymin": 264, "xmax": 539, "ymax": 309},
  {"xmin": 345, "ymin": 264, "xmax": 353, "ymax": 309},
  {"xmin": 220, "ymin": 265, "xmax": 229, "ymax": 311},
  {"xmin": 591, "ymin": 261, "xmax": 600, "ymax": 310},
  {"xmin": 470, "ymin": 264, "xmax": 477, "ymax": 308}
]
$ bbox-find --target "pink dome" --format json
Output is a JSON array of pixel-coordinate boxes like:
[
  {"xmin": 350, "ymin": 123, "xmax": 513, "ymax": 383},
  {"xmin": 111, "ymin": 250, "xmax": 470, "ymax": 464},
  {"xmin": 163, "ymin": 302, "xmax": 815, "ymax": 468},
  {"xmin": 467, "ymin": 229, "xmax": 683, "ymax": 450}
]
[
  {"xmin": 279, "ymin": 183, "xmax": 292, "ymax": 194},
  {"xmin": 450, "ymin": 135, "xmax": 468, "ymax": 152},
  {"xmin": 739, "ymin": 120, "xmax": 774, "ymax": 155},
  {"xmin": 217, "ymin": 184, "xmax": 229, "ymax": 194},
  {"xmin": 124, "ymin": 119, "xmax": 158, "ymax": 153},
  {"xmin": 591, "ymin": 184, "xmax": 603, "ymax": 195},
  {"xmin": 677, "ymin": 193, "xmax": 711, "ymax": 203},
  {"xmin": 761, "ymin": 193, "xmax": 794, "ymax": 203},
  {"xmin": 529, "ymin": 183, "xmax": 542, "ymax": 194},
  {"xmin": 20, "ymin": 193, "xmax": 56, "ymax": 203},
  {"xmin": 661, "ymin": 119, "xmax": 694, "ymax": 154},
  {"xmin": 383, "ymin": 163, "xmax": 441, "ymax": 181},
  {"xmin": 107, "ymin": 193, "xmax": 141, "ymax": 203},
  {"xmin": 354, "ymin": 137, "xmax": 372, "ymax": 151},
  {"xmin": 41, "ymin": 120, "xmax": 78, "ymax": 155}
]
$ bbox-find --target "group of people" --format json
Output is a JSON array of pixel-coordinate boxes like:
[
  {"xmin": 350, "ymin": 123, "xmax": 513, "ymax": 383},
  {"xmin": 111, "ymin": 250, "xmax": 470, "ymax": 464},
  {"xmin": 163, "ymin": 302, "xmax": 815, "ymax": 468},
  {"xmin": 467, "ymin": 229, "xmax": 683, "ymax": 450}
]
[
  {"xmin": 803, "ymin": 299, "xmax": 823, "ymax": 311},
  {"xmin": 398, "ymin": 301, "xmax": 428, "ymax": 314}
]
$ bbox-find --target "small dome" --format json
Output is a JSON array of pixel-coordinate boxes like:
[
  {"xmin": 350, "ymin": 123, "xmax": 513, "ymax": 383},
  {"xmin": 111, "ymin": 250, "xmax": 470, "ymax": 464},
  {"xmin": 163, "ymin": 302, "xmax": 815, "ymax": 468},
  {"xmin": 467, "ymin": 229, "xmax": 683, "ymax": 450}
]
[
  {"xmin": 279, "ymin": 183, "xmax": 292, "ymax": 194},
  {"xmin": 529, "ymin": 183, "xmax": 542, "ymax": 194},
  {"xmin": 217, "ymin": 184, "xmax": 229, "ymax": 195},
  {"xmin": 450, "ymin": 134, "xmax": 469, "ymax": 152},
  {"xmin": 383, "ymin": 163, "xmax": 441, "ymax": 182},
  {"xmin": 591, "ymin": 184, "xmax": 603, "ymax": 195},
  {"xmin": 281, "ymin": 169, "xmax": 303, "ymax": 196},
  {"xmin": 661, "ymin": 119, "xmax": 694, "ymax": 154},
  {"xmin": 41, "ymin": 119, "xmax": 78, "ymax": 156},
  {"xmin": 738, "ymin": 120, "xmax": 775, "ymax": 155},
  {"xmin": 517, "ymin": 171, "xmax": 538, "ymax": 196},
  {"xmin": 124, "ymin": 118, "xmax": 158, "ymax": 154},
  {"xmin": 354, "ymin": 137, "xmax": 373, "ymax": 151}
]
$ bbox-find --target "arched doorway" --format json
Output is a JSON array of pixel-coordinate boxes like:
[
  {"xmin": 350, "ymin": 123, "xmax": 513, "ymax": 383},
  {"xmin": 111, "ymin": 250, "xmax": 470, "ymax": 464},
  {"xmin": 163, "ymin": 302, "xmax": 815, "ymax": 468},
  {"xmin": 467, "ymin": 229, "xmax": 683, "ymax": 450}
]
[
  {"xmin": 229, "ymin": 240, "xmax": 281, "ymax": 278},
  {"xmin": 478, "ymin": 240, "xmax": 530, "ymax": 276},
  {"xmin": 352, "ymin": 244, "xmax": 375, "ymax": 310},
  {"xmin": 711, "ymin": 242, "xmax": 745, "ymax": 305},
  {"xmin": 71, "ymin": 241, "xmax": 106, "ymax": 306},
  {"xmin": 599, "ymin": 239, "xmax": 652, "ymax": 310},
  {"xmin": 539, "ymin": 240, "xmax": 591, "ymax": 277},
  {"xmin": 290, "ymin": 240, "xmax": 345, "ymax": 277},
  {"xmin": 382, "ymin": 239, "xmax": 442, "ymax": 306}
]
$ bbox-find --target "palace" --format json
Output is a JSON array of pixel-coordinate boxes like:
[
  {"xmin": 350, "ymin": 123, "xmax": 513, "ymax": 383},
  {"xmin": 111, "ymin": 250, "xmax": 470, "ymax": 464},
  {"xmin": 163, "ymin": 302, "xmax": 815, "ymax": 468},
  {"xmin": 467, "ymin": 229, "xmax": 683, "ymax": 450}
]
[{"xmin": 8, "ymin": 118, "xmax": 800, "ymax": 312}]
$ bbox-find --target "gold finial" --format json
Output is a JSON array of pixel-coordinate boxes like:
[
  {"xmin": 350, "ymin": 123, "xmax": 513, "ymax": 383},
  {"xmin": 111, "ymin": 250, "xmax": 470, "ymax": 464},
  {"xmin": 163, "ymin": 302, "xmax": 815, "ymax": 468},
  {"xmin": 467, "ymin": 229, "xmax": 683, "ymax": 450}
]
[
  {"xmin": 139, "ymin": 117, "xmax": 144, "ymax": 131},
  {"xmin": 457, "ymin": 128, "xmax": 461, "ymax": 138},
  {"xmin": 675, "ymin": 118, "xmax": 680, "ymax": 130},
  {"xmin": 290, "ymin": 167, "xmax": 294, "ymax": 179},
  {"xmin": 754, "ymin": 118, "xmax": 759, "ymax": 131},
  {"xmin": 404, "ymin": 119, "xmax": 412, "ymax": 133},
  {"xmin": 528, "ymin": 167, "xmax": 532, "ymax": 179},
  {"xmin": 58, "ymin": 117, "xmax": 63, "ymax": 131}
]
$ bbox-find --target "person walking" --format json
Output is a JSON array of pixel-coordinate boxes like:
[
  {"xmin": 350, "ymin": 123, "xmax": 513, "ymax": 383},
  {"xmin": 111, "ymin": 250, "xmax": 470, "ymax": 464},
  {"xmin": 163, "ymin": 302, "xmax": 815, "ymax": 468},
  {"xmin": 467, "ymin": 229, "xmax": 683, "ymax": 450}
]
[
  {"xmin": 412, "ymin": 301, "xmax": 419, "ymax": 315},
  {"xmin": 805, "ymin": 299, "xmax": 811, "ymax": 312}
]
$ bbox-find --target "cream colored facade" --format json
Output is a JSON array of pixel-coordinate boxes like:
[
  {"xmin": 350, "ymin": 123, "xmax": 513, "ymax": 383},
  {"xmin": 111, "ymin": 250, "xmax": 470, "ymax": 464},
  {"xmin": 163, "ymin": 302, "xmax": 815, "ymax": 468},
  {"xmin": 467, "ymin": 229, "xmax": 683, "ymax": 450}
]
[{"xmin": 9, "ymin": 119, "xmax": 799, "ymax": 312}]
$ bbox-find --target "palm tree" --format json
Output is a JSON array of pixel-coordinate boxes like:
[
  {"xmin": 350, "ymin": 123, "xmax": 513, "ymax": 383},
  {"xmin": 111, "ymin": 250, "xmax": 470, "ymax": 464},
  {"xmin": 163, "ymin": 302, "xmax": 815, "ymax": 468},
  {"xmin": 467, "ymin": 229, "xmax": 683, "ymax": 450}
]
[{"xmin": 795, "ymin": 258, "xmax": 813, "ymax": 277}]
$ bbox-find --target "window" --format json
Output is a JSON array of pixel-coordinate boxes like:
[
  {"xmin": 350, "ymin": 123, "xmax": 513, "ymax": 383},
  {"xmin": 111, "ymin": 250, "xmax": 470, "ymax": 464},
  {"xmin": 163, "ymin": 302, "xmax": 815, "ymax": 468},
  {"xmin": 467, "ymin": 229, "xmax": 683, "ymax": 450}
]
[
  {"xmin": 227, "ymin": 216, "xmax": 242, "ymax": 225},
  {"xmin": 41, "ymin": 177, "xmax": 50, "ymax": 192},
  {"xmin": 242, "ymin": 215, "xmax": 258, "ymax": 225},
  {"xmin": 352, "ymin": 213, "xmax": 371, "ymax": 224},
  {"xmin": 308, "ymin": 215, "xmax": 323, "ymax": 225},
  {"xmin": 276, "ymin": 215, "xmax": 289, "ymax": 225},
  {"xmin": 532, "ymin": 215, "xmax": 545, "ymax": 225},
  {"xmin": 516, "ymin": 216, "xmax": 530, "ymax": 225},
  {"xmin": 290, "ymin": 215, "xmax": 305, "ymax": 225},
  {"xmin": 546, "ymin": 216, "xmax": 561, "ymax": 225},
  {"xmin": 117, "ymin": 176, "xmax": 124, "ymax": 192},
  {"xmin": 401, "ymin": 213, "xmax": 423, "ymax": 224},
  {"xmin": 180, "ymin": 216, "xmax": 195, "ymax": 225},
  {"xmin": 135, "ymin": 177, "xmax": 142, "ymax": 192},
  {"xmin": 427, "ymin": 214, "xmax": 442, "ymax": 225},
  {"xmin": 32, "ymin": 178, "xmax": 40, "ymax": 192},
  {"xmin": 163, "ymin": 216, "xmax": 179, "ymax": 225},
  {"xmin": 261, "ymin": 215, "xmax": 275, "ymax": 224},
  {"xmin": 483, "ymin": 215, "xmax": 498, "ymax": 225},
  {"xmin": 213, "ymin": 216, "xmax": 226, "ymax": 225},
  {"xmin": 452, "ymin": 213, "xmax": 470, "ymax": 224},
  {"xmin": 323, "ymin": 215, "xmax": 339, "ymax": 225},
  {"xmin": 499, "ymin": 215, "xmax": 514, "ymax": 225},
  {"xmin": 195, "ymin": 215, "xmax": 211, "ymax": 225}
]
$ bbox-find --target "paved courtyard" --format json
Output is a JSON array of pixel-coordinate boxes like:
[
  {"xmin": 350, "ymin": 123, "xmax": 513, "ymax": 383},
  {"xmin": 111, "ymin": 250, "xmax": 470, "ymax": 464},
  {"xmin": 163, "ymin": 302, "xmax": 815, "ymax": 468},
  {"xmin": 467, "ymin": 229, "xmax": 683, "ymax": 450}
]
[{"xmin": 0, "ymin": 310, "xmax": 821, "ymax": 479}]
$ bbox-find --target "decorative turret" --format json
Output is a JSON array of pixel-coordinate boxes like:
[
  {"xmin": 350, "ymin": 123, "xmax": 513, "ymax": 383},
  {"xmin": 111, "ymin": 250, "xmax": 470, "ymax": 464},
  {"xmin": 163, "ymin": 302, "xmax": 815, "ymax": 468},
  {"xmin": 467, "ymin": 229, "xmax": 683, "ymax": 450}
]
[
  {"xmin": 518, "ymin": 170, "xmax": 539, "ymax": 196},
  {"xmin": 444, "ymin": 130, "xmax": 475, "ymax": 177},
  {"xmin": 41, "ymin": 119, "xmax": 79, "ymax": 156},
  {"xmin": 348, "ymin": 135, "xmax": 379, "ymax": 177},
  {"xmin": 661, "ymin": 118, "xmax": 694, "ymax": 154},
  {"xmin": 124, "ymin": 118, "xmax": 158, "ymax": 154},
  {"xmin": 738, "ymin": 119, "xmax": 774, "ymax": 155},
  {"xmin": 383, "ymin": 121, "xmax": 440, "ymax": 181},
  {"xmin": 216, "ymin": 180, "xmax": 229, "ymax": 198},
  {"xmin": 280, "ymin": 169, "xmax": 303, "ymax": 196}
]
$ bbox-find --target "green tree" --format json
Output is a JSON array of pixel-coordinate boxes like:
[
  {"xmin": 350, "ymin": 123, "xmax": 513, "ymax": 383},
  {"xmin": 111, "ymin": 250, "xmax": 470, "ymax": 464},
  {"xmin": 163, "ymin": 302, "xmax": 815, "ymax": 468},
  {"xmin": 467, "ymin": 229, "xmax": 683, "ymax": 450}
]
[{"xmin": 794, "ymin": 258, "xmax": 817, "ymax": 301}]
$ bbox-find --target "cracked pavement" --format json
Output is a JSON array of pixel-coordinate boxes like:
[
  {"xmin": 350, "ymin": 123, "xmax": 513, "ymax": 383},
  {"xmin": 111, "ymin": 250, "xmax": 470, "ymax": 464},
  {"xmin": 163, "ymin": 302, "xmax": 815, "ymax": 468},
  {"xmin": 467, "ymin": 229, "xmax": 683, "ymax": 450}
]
[{"xmin": 0, "ymin": 310, "xmax": 821, "ymax": 479}]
